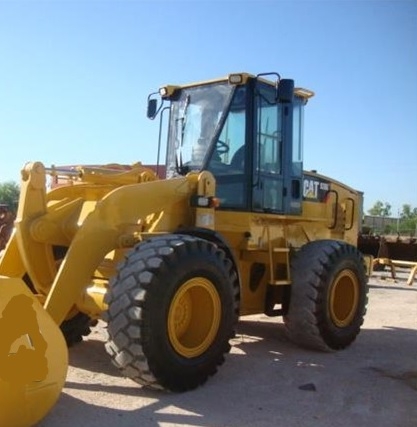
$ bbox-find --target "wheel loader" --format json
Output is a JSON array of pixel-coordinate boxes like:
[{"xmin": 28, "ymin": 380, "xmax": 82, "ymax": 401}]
[{"xmin": 0, "ymin": 72, "xmax": 369, "ymax": 426}]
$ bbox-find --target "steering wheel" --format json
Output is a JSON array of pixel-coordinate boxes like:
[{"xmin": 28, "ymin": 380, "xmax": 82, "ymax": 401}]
[{"xmin": 216, "ymin": 139, "xmax": 229, "ymax": 154}]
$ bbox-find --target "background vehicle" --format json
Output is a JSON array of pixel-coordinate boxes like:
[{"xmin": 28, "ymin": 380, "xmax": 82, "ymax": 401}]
[{"xmin": 0, "ymin": 72, "xmax": 368, "ymax": 425}]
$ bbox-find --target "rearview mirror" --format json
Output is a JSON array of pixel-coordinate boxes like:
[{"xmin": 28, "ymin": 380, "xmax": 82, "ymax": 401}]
[
  {"xmin": 147, "ymin": 99, "xmax": 158, "ymax": 119},
  {"xmin": 278, "ymin": 79, "xmax": 294, "ymax": 103}
]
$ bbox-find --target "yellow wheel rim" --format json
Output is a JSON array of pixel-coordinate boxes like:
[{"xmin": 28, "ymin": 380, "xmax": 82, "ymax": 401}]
[
  {"xmin": 168, "ymin": 277, "xmax": 221, "ymax": 358},
  {"xmin": 329, "ymin": 269, "xmax": 360, "ymax": 327}
]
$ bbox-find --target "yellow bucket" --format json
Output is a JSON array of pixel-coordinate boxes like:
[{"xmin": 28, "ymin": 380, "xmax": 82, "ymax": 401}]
[{"xmin": 0, "ymin": 277, "xmax": 68, "ymax": 427}]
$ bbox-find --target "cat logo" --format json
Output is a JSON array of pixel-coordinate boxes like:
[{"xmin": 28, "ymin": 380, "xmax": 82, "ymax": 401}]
[{"xmin": 303, "ymin": 177, "xmax": 330, "ymax": 202}]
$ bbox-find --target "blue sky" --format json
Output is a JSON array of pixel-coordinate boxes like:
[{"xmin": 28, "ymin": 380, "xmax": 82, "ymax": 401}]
[{"xmin": 0, "ymin": 0, "xmax": 416, "ymax": 215}]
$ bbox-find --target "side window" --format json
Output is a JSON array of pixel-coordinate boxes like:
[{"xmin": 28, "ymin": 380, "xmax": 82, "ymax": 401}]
[
  {"xmin": 216, "ymin": 87, "xmax": 246, "ymax": 171},
  {"xmin": 292, "ymin": 99, "xmax": 304, "ymax": 178},
  {"xmin": 257, "ymin": 101, "xmax": 282, "ymax": 175},
  {"xmin": 207, "ymin": 86, "xmax": 247, "ymax": 209}
]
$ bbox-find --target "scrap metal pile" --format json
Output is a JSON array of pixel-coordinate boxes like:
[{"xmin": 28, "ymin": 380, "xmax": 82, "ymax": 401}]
[{"xmin": 358, "ymin": 233, "xmax": 417, "ymax": 285}]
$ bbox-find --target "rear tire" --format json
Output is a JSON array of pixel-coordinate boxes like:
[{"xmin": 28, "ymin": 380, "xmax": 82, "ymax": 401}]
[
  {"xmin": 284, "ymin": 240, "xmax": 368, "ymax": 351},
  {"xmin": 104, "ymin": 234, "xmax": 239, "ymax": 392}
]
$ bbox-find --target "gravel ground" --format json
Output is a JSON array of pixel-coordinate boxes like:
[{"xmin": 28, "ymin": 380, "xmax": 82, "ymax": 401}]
[{"xmin": 37, "ymin": 270, "xmax": 417, "ymax": 427}]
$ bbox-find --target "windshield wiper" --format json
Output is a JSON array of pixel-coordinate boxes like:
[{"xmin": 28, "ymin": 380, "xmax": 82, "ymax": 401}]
[{"xmin": 175, "ymin": 152, "xmax": 190, "ymax": 175}]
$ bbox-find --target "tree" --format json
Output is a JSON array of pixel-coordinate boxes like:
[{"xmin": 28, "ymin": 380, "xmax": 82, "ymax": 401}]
[
  {"xmin": 368, "ymin": 200, "xmax": 392, "ymax": 217},
  {"xmin": 399, "ymin": 204, "xmax": 417, "ymax": 236},
  {"xmin": 0, "ymin": 181, "xmax": 20, "ymax": 213},
  {"xmin": 400, "ymin": 204, "xmax": 417, "ymax": 219}
]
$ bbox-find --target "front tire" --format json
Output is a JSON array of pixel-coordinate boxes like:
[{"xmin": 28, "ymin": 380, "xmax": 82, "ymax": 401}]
[
  {"xmin": 284, "ymin": 240, "xmax": 368, "ymax": 351},
  {"xmin": 104, "ymin": 234, "xmax": 239, "ymax": 392}
]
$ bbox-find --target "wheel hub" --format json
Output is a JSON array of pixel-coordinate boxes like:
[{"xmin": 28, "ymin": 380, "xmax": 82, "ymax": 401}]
[
  {"xmin": 329, "ymin": 269, "xmax": 360, "ymax": 327},
  {"xmin": 168, "ymin": 277, "xmax": 221, "ymax": 358}
]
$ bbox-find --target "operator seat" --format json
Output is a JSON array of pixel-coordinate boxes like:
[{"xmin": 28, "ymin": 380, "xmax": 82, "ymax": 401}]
[{"xmin": 230, "ymin": 146, "xmax": 245, "ymax": 170}]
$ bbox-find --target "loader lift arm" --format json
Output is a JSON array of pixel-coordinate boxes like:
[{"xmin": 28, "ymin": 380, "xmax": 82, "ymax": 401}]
[{"xmin": 1, "ymin": 162, "xmax": 198, "ymax": 325}]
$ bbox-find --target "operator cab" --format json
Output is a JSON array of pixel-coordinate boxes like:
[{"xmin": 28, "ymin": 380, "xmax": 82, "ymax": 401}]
[{"xmin": 147, "ymin": 72, "xmax": 314, "ymax": 215}]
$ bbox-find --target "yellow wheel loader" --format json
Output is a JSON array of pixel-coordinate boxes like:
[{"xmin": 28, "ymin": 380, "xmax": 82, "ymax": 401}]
[{"xmin": 0, "ymin": 72, "xmax": 368, "ymax": 424}]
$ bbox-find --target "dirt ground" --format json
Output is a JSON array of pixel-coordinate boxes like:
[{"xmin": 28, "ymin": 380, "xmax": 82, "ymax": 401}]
[{"xmin": 37, "ymin": 270, "xmax": 417, "ymax": 427}]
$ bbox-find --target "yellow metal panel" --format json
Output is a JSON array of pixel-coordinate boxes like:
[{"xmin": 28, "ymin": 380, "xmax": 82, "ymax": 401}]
[{"xmin": 0, "ymin": 233, "xmax": 26, "ymax": 278}]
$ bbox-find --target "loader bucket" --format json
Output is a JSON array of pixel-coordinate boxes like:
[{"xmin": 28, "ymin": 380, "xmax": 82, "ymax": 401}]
[{"xmin": 0, "ymin": 277, "xmax": 68, "ymax": 427}]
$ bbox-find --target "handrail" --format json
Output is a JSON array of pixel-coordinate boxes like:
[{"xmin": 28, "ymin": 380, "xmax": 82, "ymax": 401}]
[
  {"xmin": 345, "ymin": 197, "xmax": 355, "ymax": 231},
  {"xmin": 326, "ymin": 189, "xmax": 338, "ymax": 230}
]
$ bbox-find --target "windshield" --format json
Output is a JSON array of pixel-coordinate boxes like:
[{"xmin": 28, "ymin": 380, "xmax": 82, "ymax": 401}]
[{"xmin": 166, "ymin": 82, "xmax": 234, "ymax": 177}]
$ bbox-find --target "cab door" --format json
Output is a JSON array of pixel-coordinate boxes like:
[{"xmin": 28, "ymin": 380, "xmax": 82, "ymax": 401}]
[
  {"xmin": 252, "ymin": 82, "xmax": 286, "ymax": 213},
  {"xmin": 252, "ymin": 81, "xmax": 303, "ymax": 215}
]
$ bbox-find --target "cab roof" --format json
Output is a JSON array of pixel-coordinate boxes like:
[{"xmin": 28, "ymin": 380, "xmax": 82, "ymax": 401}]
[{"xmin": 159, "ymin": 72, "xmax": 314, "ymax": 100}]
